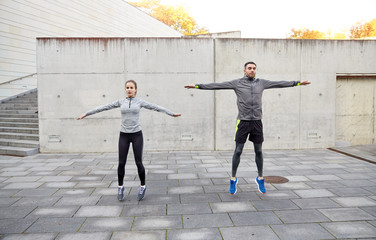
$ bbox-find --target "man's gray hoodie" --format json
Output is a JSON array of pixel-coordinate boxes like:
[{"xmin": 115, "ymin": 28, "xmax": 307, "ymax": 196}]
[{"xmin": 196, "ymin": 77, "xmax": 300, "ymax": 121}]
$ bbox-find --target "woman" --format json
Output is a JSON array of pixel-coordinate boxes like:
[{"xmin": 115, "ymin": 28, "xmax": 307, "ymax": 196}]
[{"xmin": 77, "ymin": 80, "xmax": 181, "ymax": 201}]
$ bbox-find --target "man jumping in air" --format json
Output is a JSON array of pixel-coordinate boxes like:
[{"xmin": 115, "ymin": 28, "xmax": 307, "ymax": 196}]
[{"xmin": 185, "ymin": 61, "xmax": 310, "ymax": 194}]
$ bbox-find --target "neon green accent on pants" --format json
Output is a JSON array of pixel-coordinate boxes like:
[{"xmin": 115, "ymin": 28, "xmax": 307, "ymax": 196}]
[{"xmin": 234, "ymin": 119, "xmax": 241, "ymax": 140}]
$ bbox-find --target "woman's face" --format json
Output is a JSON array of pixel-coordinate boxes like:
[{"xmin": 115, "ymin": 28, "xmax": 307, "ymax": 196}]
[{"xmin": 125, "ymin": 82, "xmax": 137, "ymax": 97}]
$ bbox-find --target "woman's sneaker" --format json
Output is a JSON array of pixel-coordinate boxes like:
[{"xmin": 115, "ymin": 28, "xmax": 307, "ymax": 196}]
[
  {"xmin": 255, "ymin": 177, "xmax": 266, "ymax": 194},
  {"xmin": 229, "ymin": 178, "xmax": 238, "ymax": 195},
  {"xmin": 117, "ymin": 186, "xmax": 125, "ymax": 201},
  {"xmin": 137, "ymin": 186, "xmax": 147, "ymax": 201}
]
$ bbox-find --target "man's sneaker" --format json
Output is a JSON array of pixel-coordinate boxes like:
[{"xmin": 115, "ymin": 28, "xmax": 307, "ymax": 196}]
[
  {"xmin": 229, "ymin": 178, "xmax": 238, "ymax": 195},
  {"xmin": 137, "ymin": 186, "xmax": 147, "ymax": 201},
  {"xmin": 255, "ymin": 177, "xmax": 266, "ymax": 194},
  {"xmin": 117, "ymin": 186, "xmax": 125, "ymax": 201}
]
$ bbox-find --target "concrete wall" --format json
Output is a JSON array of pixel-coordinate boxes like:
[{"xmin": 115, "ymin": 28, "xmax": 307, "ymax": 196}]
[
  {"xmin": 37, "ymin": 38, "xmax": 376, "ymax": 152},
  {"xmin": 0, "ymin": 0, "xmax": 181, "ymax": 97}
]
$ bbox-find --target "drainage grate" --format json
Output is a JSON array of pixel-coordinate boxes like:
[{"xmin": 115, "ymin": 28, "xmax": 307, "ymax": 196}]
[{"xmin": 264, "ymin": 176, "xmax": 289, "ymax": 184}]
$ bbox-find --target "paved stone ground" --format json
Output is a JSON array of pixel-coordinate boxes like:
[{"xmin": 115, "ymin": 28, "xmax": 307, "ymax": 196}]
[
  {"xmin": 0, "ymin": 146, "xmax": 376, "ymax": 240},
  {"xmin": 331, "ymin": 144, "xmax": 376, "ymax": 164}
]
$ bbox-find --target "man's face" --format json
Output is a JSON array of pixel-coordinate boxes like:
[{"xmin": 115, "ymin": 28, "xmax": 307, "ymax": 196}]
[{"xmin": 244, "ymin": 64, "xmax": 256, "ymax": 78}]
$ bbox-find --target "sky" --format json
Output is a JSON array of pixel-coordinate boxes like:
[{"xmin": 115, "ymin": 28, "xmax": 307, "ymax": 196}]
[{"xmin": 138, "ymin": 0, "xmax": 376, "ymax": 38}]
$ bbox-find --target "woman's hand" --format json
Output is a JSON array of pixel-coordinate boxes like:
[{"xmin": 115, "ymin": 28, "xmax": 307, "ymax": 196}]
[
  {"xmin": 184, "ymin": 85, "xmax": 196, "ymax": 89},
  {"xmin": 77, "ymin": 114, "xmax": 87, "ymax": 120},
  {"xmin": 173, "ymin": 113, "xmax": 181, "ymax": 117}
]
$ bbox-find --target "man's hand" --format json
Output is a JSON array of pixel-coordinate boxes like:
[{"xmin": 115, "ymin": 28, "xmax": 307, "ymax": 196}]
[
  {"xmin": 77, "ymin": 114, "xmax": 87, "ymax": 120},
  {"xmin": 300, "ymin": 81, "xmax": 311, "ymax": 85},
  {"xmin": 184, "ymin": 85, "xmax": 196, "ymax": 89}
]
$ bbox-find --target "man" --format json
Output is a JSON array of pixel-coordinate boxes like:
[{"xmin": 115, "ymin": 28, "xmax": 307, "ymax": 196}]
[{"xmin": 185, "ymin": 61, "xmax": 310, "ymax": 194}]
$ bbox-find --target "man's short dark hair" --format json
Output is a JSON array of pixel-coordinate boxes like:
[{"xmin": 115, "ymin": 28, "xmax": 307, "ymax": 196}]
[{"xmin": 244, "ymin": 61, "xmax": 257, "ymax": 69}]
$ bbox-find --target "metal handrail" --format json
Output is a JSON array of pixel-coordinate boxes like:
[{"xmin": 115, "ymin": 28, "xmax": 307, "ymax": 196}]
[{"xmin": 0, "ymin": 73, "xmax": 37, "ymax": 85}]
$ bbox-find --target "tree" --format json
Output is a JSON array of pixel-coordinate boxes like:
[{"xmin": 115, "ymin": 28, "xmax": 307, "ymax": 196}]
[
  {"xmin": 350, "ymin": 19, "xmax": 376, "ymax": 39},
  {"xmin": 129, "ymin": 0, "xmax": 209, "ymax": 35},
  {"xmin": 288, "ymin": 28, "xmax": 326, "ymax": 39}
]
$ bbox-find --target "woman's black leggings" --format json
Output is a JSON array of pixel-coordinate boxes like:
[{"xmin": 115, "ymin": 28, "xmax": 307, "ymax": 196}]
[
  {"xmin": 232, "ymin": 142, "xmax": 263, "ymax": 177},
  {"xmin": 118, "ymin": 131, "xmax": 145, "ymax": 186}
]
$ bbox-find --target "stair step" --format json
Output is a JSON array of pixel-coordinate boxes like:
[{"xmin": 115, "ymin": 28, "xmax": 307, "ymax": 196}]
[
  {"xmin": 0, "ymin": 90, "xmax": 39, "ymax": 156},
  {"xmin": 0, "ymin": 104, "xmax": 38, "ymax": 110},
  {"xmin": 0, "ymin": 132, "xmax": 39, "ymax": 141},
  {"xmin": 6, "ymin": 98, "xmax": 38, "ymax": 102},
  {"xmin": 0, "ymin": 139, "xmax": 39, "ymax": 148},
  {"xmin": 0, "ymin": 145, "xmax": 38, "ymax": 156},
  {"xmin": 0, "ymin": 127, "xmax": 39, "ymax": 134},
  {"xmin": 0, "ymin": 114, "xmax": 38, "ymax": 118},
  {"xmin": 0, "ymin": 118, "xmax": 38, "ymax": 123},
  {"xmin": 0, "ymin": 110, "xmax": 37, "ymax": 114},
  {"xmin": 0, "ymin": 122, "xmax": 38, "ymax": 128}
]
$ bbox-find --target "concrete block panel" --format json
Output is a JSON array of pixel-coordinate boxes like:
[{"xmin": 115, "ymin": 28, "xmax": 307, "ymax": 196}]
[
  {"xmin": 37, "ymin": 38, "xmax": 125, "ymax": 74},
  {"xmin": 124, "ymin": 38, "xmax": 214, "ymax": 73},
  {"xmin": 38, "ymin": 74, "xmax": 125, "ymax": 119},
  {"xmin": 39, "ymin": 118, "xmax": 120, "ymax": 153},
  {"xmin": 214, "ymin": 39, "xmax": 301, "ymax": 75}
]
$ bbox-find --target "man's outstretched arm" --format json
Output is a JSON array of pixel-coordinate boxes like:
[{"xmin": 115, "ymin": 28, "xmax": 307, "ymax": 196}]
[{"xmin": 184, "ymin": 80, "xmax": 235, "ymax": 90}]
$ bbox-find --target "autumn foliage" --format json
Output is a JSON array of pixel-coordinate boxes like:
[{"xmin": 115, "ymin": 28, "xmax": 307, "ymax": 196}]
[
  {"xmin": 289, "ymin": 19, "xmax": 376, "ymax": 39},
  {"xmin": 349, "ymin": 19, "xmax": 376, "ymax": 39},
  {"xmin": 129, "ymin": 0, "xmax": 209, "ymax": 35}
]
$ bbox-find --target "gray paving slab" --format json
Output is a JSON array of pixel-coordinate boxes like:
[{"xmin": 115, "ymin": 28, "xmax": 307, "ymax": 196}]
[
  {"xmin": 0, "ymin": 233, "xmax": 57, "ymax": 240},
  {"xmin": 321, "ymin": 221, "xmax": 376, "ymax": 239},
  {"xmin": 79, "ymin": 217, "xmax": 133, "ymax": 232},
  {"xmin": 121, "ymin": 204, "xmax": 166, "ymax": 217},
  {"xmin": 0, "ymin": 218, "xmax": 36, "ymax": 234},
  {"xmin": 328, "ymin": 187, "xmax": 373, "ymax": 196},
  {"xmin": 29, "ymin": 206, "xmax": 79, "ymax": 218},
  {"xmin": 331, "ymin": 196, "xmax": 376, "ymax": 207},
  {"xmin": 0, "ymin": 197, "xmax": 20, "ymax": 207},
  {"xmin": 25, "ymin": 217, "xmax": 85, "ymax": 233},
  {"xmin": 180, "ymin": 193, "xmax": 221, "ymax": 203},
  {"xmin": 111, "ymin": 230, "xmax": 165, "ymax": 240},
  {"xmin": 318, "ymin": 207, "xmax": 376, "ymax": 221},
  {"xmin": 274, "ymin": 209, "xmax": 330, "ymax": 223},
  {"xmin": 183, "ymin": 213, "xmax": 233, "ymax": 228},
  {"xmin": 220, "ymin": 225, "xmax": 279, "ymax": 240},
  {"xmin": 1, "ymin": 146, "xmax": 376, "ymax": 238},
  {"xmin": 293, "ymin": 188, "xmax": 337, "ymax": 198},
  {"xmin": 251, "ymin": 199, "xmax": 300, "ymax": 211},
  {"xmin": 210, "ymin": 201, "xmax": 256, "ymax": 213},
  {"xmin": 291, "ymin": 197, "xmax": 341, "ymax": 209},
  {"xmin": 11, "ymin": 196, "xmax": 60, "ymax": 207},
  {"xmin": 0, "ymin": 206, "xmax": 36, "ymax": 218},
  {"xmin": 132, "ymin": 215, "xmax": 182, "ymax": 230},
  {"xmin": 13, "ymin": 188, "xmax": 57, "ymax": 197},
  {"xmin": 53, "ymin": 188, "xmax": 94, "ymax": 197},
  {"xmin": 167, "ymin": 202, "xmax": 211, "ymax": 215},
  {"xmin": 362, "ymin": 206, "xmax": 376, "ymax": 217},
  {"xmin": 74, "ymin": 206, "xmax": 123, "ymax": 217},
  {"xmin": 229, "ymin": 211, "xmax": 283, "ymax": 226},
  {"xmin": 167, "ymin": 228, "xmax": 222, "ymax": 240},
  {"xmin": 54, "ymin": 196, "xmax": 101, "ymax": 206},
  {"xmin": 57, "ymin": 232, "xmax": 111, "ymax": 240},
  {"xmin": 270, "ymin": 223, "xmax": 335, "ymax": 240}
]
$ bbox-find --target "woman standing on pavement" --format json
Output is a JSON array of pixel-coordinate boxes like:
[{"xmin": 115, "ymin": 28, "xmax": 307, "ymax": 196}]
[{"xmin": 77, "ymin": 80, "xmax": 181, "ymax": 201}]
